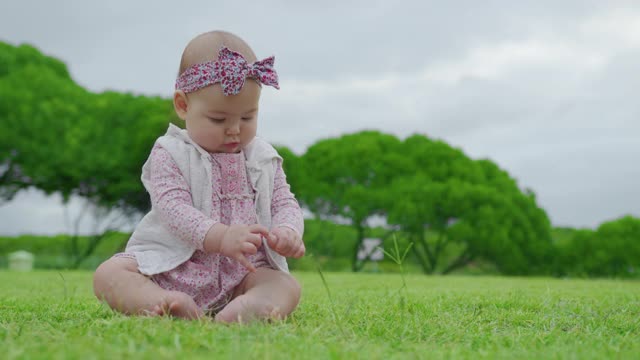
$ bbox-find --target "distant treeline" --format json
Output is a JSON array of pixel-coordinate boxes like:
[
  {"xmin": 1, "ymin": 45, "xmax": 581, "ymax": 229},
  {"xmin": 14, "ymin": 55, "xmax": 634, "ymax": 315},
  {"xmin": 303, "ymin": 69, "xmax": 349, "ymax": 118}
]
[
  {"xmin": 1, "ymin": 42, "xmax": 638, "ymax": 278},
  {"xmin": 1, "ymin": 217, "xmax": 638, "ymax": 278}
]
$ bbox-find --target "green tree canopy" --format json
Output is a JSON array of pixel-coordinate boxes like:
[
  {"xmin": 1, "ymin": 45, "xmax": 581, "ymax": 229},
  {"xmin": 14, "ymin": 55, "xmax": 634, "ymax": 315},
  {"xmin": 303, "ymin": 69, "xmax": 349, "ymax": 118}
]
[
  {"xmin": 296, "ymin": 130, "xmax": 553, "ymax": 274},
  {"xmin": 298, "ymin": 131, "xmax": 405, "ymax": 270},
  {"xmin": 384, "ymin": 135, "xmax": 553, "ymax": 275},
  {"xmin": 0, "ymin": 41, "xmax": 175, "ymax": 213},
  {"xmin": 558, "ymin": 216, "xmax": 640, "ymax": 277}
]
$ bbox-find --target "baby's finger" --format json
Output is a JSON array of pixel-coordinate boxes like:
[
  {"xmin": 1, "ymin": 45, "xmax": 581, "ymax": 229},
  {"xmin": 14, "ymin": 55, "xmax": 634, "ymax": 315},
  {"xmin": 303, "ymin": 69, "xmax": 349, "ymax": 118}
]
[
  {"xmin": 242, "ymin": 242, "xmax": 258, "ymax": 255},
  {"xmin": 248, "ymin": 224, "xmax": 270, "ymax": 238},
  {"xmin": 266, "ymin": 231, "xmax": 277, "ymax": 244},
  {"xmin": 279, "ymin": 236, "xmax": 294, "ymax": 255},
  {"xmin": 267, "ymin": 233, "xmax": 279, "ymax": 249},
  {"xmin": 235, "ymin": 254, "xmax": 256, "ymax": 272},
  {"xmin": 246, "ymin": 233, "xmax": 263, "ymax": 248},
  {"xmin": 293, "ymin": 243, "xmax": 306, "ymax": 258}
]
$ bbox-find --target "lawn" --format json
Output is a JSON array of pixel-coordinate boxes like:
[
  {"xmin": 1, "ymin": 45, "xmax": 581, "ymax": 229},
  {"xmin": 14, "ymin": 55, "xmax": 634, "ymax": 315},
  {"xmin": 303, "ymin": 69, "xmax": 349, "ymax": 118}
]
[{"xmin": 0, "ymin": 270, "xmax": 638, "ymax": 359}]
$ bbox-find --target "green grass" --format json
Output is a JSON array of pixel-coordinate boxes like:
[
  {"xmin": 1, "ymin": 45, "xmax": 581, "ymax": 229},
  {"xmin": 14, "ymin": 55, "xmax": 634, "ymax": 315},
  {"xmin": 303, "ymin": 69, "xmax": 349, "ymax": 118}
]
[{"xmin": 0, "ymin": 271, "xmax": 638, "ymax": 359}]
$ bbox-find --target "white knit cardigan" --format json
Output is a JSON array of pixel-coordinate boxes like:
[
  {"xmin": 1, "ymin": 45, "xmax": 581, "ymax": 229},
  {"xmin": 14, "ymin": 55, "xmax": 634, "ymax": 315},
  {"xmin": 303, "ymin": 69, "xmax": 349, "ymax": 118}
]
[{"xmin": 125, "ymin": 124, "xmax": 289, "ymax": 275}]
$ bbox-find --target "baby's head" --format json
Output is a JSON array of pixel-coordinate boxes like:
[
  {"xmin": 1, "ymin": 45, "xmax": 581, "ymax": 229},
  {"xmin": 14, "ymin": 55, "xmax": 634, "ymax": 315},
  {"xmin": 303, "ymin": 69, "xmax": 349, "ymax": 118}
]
[{"xmin": 173, "ymin": 31, "xmax": 279, "ymax": 153}]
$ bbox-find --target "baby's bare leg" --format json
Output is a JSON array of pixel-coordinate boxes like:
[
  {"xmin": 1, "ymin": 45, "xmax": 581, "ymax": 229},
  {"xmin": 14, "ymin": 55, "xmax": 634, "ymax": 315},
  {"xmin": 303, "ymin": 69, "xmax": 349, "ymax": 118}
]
[
  {"xmin": 215, "ymin": 268, "xmax": 301, "ymax": 323},
  {"xmin": 93, "ymin": 257, "xmax": 203, "ymax": 319}
]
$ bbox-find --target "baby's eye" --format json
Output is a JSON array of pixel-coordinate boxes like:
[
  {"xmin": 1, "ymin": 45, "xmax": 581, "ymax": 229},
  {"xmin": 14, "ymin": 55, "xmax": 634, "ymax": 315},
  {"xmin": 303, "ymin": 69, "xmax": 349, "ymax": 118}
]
[
  {"xmin": 241, "ymin": 116, "xmax": 254, "ymax": 121},
  {"xmin": 208, "ymin": 117, "xmax": 225, "ymax": 124}
]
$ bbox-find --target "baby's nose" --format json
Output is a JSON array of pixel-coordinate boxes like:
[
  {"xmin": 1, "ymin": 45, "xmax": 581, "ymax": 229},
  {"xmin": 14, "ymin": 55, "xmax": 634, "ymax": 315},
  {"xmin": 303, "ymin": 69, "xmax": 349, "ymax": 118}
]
[{"xmin": 227, "ymin": 123, "xmax": 240, "ymax": 134}]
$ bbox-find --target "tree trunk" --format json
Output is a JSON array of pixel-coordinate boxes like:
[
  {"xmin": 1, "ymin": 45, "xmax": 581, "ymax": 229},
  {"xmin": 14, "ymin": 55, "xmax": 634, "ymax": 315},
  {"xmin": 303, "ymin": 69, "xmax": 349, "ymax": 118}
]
[
  {"xmin": 442, "ymin": 249, "xmax": 473, "ymax": 275},
  {"xmin": 411, "ymin": 234, "xmax": 432, "ymax": 274},
  {"xmin": 351, "ymin": 222, "xmax": 366, "ymax": 272},
  {"xmin": 67, "ymin": 205, "xmax": 130, "ymax": 269},
  {"xmin": 431, "ymin": 231, "xmax": 448, "ymax": 272},
  {"xmin": 422, "ymin": 230, "xmax": 437, "ymax": 271},
  {"xmin": 72, "ymin": 232, "xmax": 106, "ymax": 268},
  {"xmin": 70, "ymin": 234, "xmax": 80, "ymax": 266}
]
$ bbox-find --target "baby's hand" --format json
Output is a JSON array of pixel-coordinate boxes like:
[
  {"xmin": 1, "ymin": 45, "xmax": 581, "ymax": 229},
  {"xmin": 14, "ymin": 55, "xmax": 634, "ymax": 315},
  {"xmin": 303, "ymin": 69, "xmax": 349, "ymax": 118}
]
[
  {"xmin": 268, "ymin": 227, "xmax": 305, "ymax": 258},
  {"xmin": 205, "ymin": 224, "xmax": 269, "ymax": 272}
]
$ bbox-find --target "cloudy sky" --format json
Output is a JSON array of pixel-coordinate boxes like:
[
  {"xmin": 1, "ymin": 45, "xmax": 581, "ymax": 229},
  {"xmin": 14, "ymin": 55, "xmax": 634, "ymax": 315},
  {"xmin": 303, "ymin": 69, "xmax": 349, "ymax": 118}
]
[{"xmin": 1, "ymin": 0, "xmax": 639, "ymax": 235}]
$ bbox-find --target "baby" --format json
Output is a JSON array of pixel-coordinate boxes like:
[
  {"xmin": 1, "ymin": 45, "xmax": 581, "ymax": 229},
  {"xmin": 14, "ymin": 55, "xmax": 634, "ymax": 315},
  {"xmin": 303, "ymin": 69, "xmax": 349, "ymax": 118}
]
[{"xmin": 93, "ymin": 30, "xmax": 305, "ymax": 322}]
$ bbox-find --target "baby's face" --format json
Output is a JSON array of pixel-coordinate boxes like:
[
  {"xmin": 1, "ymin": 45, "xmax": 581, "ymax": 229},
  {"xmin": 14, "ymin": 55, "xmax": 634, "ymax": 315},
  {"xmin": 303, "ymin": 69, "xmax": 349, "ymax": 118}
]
[{"xmin": 181, "ymin": 81, "xmax": 261, "ymax": 153}]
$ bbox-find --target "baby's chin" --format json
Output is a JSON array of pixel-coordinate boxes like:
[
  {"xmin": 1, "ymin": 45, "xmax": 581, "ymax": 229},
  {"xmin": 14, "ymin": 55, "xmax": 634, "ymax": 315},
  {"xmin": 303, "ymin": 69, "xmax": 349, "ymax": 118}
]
[
  {"xmin": 205, "ymin": 143, "xmax": 244, "ymax": 154},
  {"xmin": 198, "ymin": 136, "xmax": 254, "ymax": 154}
]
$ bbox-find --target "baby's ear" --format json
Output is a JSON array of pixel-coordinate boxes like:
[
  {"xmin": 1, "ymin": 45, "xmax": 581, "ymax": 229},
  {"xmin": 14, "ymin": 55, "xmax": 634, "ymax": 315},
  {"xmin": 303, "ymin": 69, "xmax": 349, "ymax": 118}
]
[{"xmin": 173, "ymin": 90, "xmax": 189, "ymax": 120}]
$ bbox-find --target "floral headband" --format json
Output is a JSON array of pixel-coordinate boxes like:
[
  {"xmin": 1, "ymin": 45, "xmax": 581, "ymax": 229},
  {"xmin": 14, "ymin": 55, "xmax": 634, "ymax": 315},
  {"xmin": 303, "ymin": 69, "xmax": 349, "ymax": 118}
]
[{"xmin": 175, "ymin": 46, "xmax": 279, "ymax": 96}]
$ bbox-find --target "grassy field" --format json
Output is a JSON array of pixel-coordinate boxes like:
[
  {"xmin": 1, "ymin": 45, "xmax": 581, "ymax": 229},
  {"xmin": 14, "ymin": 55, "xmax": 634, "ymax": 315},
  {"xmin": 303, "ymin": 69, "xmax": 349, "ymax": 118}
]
[{"xmin": 0, "ymin": 270, "xmax": 638, "ymax": 359}]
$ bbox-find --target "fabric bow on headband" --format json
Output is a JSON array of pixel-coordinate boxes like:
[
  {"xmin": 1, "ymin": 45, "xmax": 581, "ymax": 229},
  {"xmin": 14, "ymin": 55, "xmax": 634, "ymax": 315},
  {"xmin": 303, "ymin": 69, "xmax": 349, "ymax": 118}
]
[{"xmin": 175, "ymin": 47, "xmax": 279, "ymax": 96}]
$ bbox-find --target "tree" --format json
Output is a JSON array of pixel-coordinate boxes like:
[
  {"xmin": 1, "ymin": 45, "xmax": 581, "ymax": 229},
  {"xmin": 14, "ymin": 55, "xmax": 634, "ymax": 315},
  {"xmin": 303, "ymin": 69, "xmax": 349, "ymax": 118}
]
[
  {"xmin": 0, "ymin": 41, "xmax": 175, "ymax": 213},
  {"xmin": 273, "ymin": 145, "xmax": 303, "ymax": 198},
  {"xmin": 561, "ymin": 216, "xmax": 640, "ymax": 277},
  {"xmin": 296, "ymin": 130, "xmax": 554, "ymax": 274},
  {"xmin": 387, "ymin": 177, "xmax": 552, "ymax": 275},
  {"xmin": 593, "ymin": 216, "xmax": 640, "ymax": 276},
  {"xmin": 0, "ymin": 42, "xmax": 175, "ymax": 267},
  {"xmin": 298, "ymin": 131, "xmax": 406, "ymax": 271},
  {"xmin": 385, "ymin": 135, "xmax": 553, "ymax": 275}
]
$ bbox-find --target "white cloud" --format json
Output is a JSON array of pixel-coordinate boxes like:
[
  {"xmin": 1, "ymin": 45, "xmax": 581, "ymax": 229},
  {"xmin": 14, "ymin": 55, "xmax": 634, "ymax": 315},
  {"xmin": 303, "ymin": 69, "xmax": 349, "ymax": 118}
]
[
  {"xmin": 422, "ymin": 39, "xmax": 607, "ymax": 85},
  {"xmin": 579, "ymin": 8, "xmax": 640, "ymax": 48}
]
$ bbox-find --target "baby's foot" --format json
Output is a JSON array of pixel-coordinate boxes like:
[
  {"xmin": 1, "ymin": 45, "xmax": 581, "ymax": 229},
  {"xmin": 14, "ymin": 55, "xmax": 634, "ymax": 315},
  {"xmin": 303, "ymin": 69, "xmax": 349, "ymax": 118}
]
[
  {"xmin": 214, "ymin": 294, "xmax": 282, "ymax": 323},
  {"xmin": 148, "ymin": 291, "xmax": 203, "ymax": 319}
]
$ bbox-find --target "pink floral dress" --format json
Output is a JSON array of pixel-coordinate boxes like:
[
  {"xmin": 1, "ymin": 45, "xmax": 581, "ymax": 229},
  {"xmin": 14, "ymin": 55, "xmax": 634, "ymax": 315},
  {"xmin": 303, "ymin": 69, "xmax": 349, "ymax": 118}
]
[{"xmin": 120, "ymin": 143, "xmax": 303, "ymax": 313}]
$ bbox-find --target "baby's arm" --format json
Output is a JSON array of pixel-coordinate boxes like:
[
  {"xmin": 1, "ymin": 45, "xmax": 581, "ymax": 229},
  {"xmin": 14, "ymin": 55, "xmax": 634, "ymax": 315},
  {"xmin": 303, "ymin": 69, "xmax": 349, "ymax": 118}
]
[
  {"xmin": 147, "ymin": 144, "xmax": 216, "ymax": 250},
  {"xmin": 148, "ymin": 144, "xmax": 271, "ymax": 269},
  {"xmin": 269, "ymin": 159, "xmax": 305, "ymax": 258},
  {"xmin": 271, "ymin": 159, "xmax": 304, "ymax": 233}
]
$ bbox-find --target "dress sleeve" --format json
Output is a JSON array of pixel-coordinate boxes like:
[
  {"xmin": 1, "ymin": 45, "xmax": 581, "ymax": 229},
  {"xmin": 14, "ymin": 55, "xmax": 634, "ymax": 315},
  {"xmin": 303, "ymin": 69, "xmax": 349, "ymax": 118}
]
[
  {"xmin": 270, "ymin": 158, "xmax": 304, "ymax": 236},
  {"xmin": 146, "ymin": 144, "xmax": 216, "ymax": 250}
]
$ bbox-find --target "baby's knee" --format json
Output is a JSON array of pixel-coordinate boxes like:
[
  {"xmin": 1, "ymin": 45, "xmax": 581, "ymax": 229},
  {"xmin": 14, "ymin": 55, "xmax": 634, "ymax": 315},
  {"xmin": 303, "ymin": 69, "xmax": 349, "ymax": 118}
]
[
  {"xmin": 285, "ymin": 274, "xmax": 301, "ymax": 303},
  {"xmin": 92, "ymin": 257, "xmax": 138, "ymax": 298},
  {"xmin": 264, "ymin": 272, "xmax": 302, "ymax": 318},
  {"xmin": 93, "ymin": 259, "xmax": 113, "ymax": 298}
]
